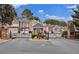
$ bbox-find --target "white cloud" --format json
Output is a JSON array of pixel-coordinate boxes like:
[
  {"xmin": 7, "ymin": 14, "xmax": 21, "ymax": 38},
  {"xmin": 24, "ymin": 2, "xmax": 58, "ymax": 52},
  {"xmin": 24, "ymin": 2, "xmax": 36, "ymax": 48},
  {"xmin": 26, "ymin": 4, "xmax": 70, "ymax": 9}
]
[
  {"xmin": 67, "ymin": 10, "xmax": 76, "ymax": 15},
  {"xmin": 67, "ymin": 17, "xmax": 73, "ymax": 20},
  {"xmin": 46, "ymin": 15, "xmax": 73, "ymax": 22},
  {"xmin": 68, "ymin": 10, "xmax": 73, "ymax": 13},
  {"xmin": 47, "ymin": 15, "xmax": 65, "ymax": 20},
  {"xmin": 38, "ymin": 10, "xmax": 44, "ymax": 13},
  {"xmin": 12, "ymin": 4, "xmax": 21, "ymax": 9},
  {"xmin": 67, "ymin": 5, "xmax": 77, "ymax": 9},
  {"xmin": 46, "ymin": 14, "xmax": 49, "ymax": 17},
  {"xmin": 12, "ymin": 4, "xmax": 28, "ymax": 9}
]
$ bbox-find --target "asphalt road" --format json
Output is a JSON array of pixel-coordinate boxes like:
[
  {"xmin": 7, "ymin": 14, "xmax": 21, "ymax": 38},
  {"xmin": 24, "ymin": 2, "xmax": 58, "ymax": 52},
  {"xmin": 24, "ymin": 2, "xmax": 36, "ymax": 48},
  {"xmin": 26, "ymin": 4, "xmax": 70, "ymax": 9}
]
[{"xmin": 0, "ymin": 37, "xmax": 79, "ymax": 54}]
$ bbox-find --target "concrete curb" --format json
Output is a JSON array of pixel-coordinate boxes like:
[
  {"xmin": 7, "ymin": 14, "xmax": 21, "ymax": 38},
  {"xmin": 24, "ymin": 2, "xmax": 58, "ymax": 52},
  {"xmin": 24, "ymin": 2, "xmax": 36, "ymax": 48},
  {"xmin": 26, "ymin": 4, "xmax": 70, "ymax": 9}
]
[
  {"xmin": 29, "ymin": 39, "xmax": 49, "ymax": 41},
  {"xmin": 0, "ymin": 39, "xmax": 12, "ymax": 44}
]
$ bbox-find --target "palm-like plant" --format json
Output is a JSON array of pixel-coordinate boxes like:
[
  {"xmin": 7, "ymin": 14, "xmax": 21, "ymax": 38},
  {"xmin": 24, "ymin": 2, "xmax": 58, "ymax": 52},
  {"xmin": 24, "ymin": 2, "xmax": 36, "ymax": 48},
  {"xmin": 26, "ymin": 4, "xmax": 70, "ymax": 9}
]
[
  {"xmin": 22, "ymin": 9, "xmax": 33, "ymax": 19},
  {"xmin": 22, "ymin": 9, "xmax": 41, "ymax": 22}
]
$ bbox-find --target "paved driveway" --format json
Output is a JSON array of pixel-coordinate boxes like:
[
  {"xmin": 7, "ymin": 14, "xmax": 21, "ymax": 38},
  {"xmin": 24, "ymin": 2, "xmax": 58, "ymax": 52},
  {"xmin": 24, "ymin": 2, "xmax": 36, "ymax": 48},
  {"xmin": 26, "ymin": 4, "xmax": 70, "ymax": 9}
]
[{"xmin": 0, "ymin": 37, "xmax": 79, "ymax": 54}]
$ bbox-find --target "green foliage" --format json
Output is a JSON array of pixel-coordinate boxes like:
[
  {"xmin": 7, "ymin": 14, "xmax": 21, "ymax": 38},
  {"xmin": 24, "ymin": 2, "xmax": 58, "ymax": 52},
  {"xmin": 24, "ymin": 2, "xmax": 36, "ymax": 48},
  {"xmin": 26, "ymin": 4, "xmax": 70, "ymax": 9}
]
[
  {"xmin": 22, "ymin": 9, "xmax": 33, "ymax": 18},
  {"xmin": 68, "ymin": 21, "xmax": 75, "ymax": 30},
  {"xmin": 44, "ymin": 19, "xmax": 67, "ymax": 26},
  {"xmin": 22, "ymin": 9, "xmax": 40, "ymax": 21},
  {"xmin": 62, "ymin": 31, "xmax": 67, "ymax": 37},
  {"xmin": 29, "ymin": 31, "xmax": 32, "ymax": 33},
  {"xmin": 32, "ymin": 33, "xmax": 48, "ymax": 39},
  {"xmin": 0, "ymin": 4, "xmax": 17, "ymax": 25},
  {"xmin": 32, "ymin": 34, "xmax": 37, "ymax": 39},
  {"xmin": 32, "ymin": 16, "xmax": 40, "ymax": 21},
  {"xmin": 29, "ymin": 16, "xmax": 40, "ymax": 21},
  {"xmin": 72, "ymin": 6, "xmax": 79, "ymax": 26}
]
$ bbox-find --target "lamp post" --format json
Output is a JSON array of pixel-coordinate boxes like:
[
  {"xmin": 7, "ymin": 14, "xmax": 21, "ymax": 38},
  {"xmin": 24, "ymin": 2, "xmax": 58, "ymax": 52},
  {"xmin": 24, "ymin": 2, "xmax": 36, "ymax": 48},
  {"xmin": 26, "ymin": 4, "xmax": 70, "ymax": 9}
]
[
  {"xmin": 47, "ymin": 32, "xmax": 49, "ymax": 40},
  {"xmin": 18, "ymin": 17, "xmax": 21, "ymax": 33},
  {"xmin": 47, "ymin": 27, "xmax": 49, "ymax": 40}
]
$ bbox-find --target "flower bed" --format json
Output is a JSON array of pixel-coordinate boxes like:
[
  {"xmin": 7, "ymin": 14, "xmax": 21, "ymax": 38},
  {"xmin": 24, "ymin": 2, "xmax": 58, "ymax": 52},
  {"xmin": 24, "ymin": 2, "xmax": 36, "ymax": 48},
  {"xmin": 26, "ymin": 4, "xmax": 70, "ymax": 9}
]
[{"xmin": 32, "ymin": 33, "xmax": 48, "ymax": 40}]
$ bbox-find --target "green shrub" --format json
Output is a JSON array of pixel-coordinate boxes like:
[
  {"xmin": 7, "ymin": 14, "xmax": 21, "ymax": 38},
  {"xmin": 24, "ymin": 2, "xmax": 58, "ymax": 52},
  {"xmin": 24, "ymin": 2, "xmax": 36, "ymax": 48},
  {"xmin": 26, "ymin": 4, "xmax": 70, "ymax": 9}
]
[
  {"xmin": 32, "ymin": 34, "xmax": 37, "ymax": 39},
  {"xmin": 51, "ymin": 31, "xmax": 53, "ymax": 33},
  {"xmin": 62, "ymin": 31, "xmax": 67, "ymax": 37},
  {"xmin": 29, "ymin": 31, "xmax": 32, "ymax": 33},
  {"xmin": 32, "ymin": 33, "xmax": 48, "ymax": 40}
]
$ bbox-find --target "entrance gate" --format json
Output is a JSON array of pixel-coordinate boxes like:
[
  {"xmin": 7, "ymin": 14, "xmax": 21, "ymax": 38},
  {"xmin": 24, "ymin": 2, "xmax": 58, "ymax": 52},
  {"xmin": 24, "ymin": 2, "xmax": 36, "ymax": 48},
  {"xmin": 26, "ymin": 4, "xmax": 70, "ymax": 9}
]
[{"xmin": 12, "ymin": 33, "xmax": 31, "ymax": 39}]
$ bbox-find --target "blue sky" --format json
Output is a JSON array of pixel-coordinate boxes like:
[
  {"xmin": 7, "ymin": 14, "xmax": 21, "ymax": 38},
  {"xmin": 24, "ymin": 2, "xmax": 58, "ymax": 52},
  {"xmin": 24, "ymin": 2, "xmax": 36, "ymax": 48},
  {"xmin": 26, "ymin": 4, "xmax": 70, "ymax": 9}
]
[{"xmin": 13, "ymin": 4, "xmax": 79, "ymax": 22}]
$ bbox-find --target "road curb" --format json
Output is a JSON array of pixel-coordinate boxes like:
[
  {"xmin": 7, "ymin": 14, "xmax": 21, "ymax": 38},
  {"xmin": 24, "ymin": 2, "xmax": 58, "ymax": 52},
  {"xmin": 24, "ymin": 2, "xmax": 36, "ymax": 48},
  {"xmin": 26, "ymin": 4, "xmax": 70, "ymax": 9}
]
[{"xmin": 0, "ymin": 39, "xmax": 12, "ymax": 44}]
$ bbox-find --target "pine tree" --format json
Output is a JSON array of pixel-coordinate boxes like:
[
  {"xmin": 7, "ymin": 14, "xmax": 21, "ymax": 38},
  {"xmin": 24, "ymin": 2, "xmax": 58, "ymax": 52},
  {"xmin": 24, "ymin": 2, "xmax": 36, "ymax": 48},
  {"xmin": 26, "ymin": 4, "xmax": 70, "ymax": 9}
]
[
  {"xmin": 72, "ymin": 6, "xmax": 79, "ymax": 36},
  {"xmin": 72, "ymin": 6, "xmax": 79, "ymax": 27}
]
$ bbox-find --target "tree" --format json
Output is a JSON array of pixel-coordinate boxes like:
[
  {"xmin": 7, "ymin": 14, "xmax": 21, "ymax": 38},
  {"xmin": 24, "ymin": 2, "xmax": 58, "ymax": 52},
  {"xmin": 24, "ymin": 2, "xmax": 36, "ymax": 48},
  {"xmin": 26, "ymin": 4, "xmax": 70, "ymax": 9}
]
[
  {"xmin": 72, "ymin": 6, "xmax": 79, "ymax": 27},
  {"xmin": 22, "ymin": 9, "xmax": 33, "ymax": 19},
  {"xmin": 22, "ymin": 9, "xmax": 41, "ymax": 22},
  {"xmin": 44, "ymin": 19, "xmax": 67, "ymax": 26},
  {"xmin": 33, "ymin": 16, "xmax": 40, "ymax": 21},
  {"xmin": 67, "ymin": 21, "xmax": 75, "ymax": 31},
  {"xmin": 0, "ymin": 4, "xmax": 17, "ymax": 25},
  {"xmin": 29, "ymin": 16, "xmax": 40, "ymax": 21},
  {"xmin": 0, "ymin": 4, "xmax": 17, "ymax": 38}
]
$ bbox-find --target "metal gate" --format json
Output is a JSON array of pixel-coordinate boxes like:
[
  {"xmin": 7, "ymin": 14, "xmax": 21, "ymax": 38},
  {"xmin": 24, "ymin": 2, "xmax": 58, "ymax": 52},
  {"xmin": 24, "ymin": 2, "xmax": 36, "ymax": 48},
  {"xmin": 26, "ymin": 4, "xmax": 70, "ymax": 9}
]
[{"xmin": 12, "ymin": 33, "xmax": 31, "ymax": 39}]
